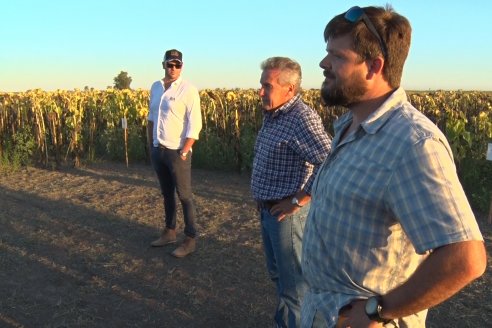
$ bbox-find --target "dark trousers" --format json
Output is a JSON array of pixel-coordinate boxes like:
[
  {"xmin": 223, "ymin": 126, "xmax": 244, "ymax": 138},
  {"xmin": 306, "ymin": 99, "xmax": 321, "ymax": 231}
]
[{"xmin": 151, "ymin": 146, "xmax": 197, "ymax": 238}]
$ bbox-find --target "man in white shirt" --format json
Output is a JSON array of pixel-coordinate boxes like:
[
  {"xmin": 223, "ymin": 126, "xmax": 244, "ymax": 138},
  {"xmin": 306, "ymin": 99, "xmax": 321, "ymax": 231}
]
[{"xmin": 147, "ymin": 49, "xmax": 202, "ymax": 258}]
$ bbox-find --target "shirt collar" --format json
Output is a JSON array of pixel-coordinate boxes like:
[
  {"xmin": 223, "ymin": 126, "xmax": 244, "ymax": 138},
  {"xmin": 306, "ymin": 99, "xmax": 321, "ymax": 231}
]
[
  {"xmin": 161, "ymin": 76, "xmax": 183, "ymax": 88},
  {"xmin": 362, "ymin": 87, "xmax": 407, "ymax": 134},
  {"xmin": 267, "ymin": 94, "xmax": 301, "ymax": 118},
  {"xmin": 334, "ymin": 87, "xmax": 408, "ymax": 135}
]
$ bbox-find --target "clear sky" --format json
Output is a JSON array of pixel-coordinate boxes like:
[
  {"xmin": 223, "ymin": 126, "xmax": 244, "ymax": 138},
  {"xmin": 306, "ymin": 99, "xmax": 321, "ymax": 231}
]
[{"xmin": 1, "ymin": 0, "xmax": 491, "ymax": 92}]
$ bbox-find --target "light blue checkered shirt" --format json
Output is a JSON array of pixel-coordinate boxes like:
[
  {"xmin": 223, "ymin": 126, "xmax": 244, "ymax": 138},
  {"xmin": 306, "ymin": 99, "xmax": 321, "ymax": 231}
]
[{"xmin": 301, "ymin": 87, "xmax": 483, "ymax": 327}]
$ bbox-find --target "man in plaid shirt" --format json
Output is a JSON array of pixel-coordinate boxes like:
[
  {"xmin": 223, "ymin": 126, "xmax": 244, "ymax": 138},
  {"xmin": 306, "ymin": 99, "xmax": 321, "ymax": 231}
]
[
  {"xmin": 301, "ymin": 6, "xmax": 486, "ymax": 328},
  {"xmin": 251, "ymin": 56, "xmax": 331, "ymax": 327}
]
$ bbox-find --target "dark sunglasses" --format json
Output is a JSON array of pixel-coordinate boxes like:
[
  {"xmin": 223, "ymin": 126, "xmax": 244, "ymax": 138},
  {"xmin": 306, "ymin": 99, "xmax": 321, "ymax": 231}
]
[
  {"xmin": 344, "ymin": 6, "xmax": 387, "ymax": 59},
  {"xmin": 165, "ymin": 62, "xmax": 182, "ymax": 69}
]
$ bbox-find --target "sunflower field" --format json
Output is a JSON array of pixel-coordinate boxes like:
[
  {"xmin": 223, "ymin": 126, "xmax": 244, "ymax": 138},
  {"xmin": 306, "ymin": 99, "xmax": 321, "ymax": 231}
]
[{"xmin": 0, "ymin": 88, "xmax": 491, "ymax": 211}]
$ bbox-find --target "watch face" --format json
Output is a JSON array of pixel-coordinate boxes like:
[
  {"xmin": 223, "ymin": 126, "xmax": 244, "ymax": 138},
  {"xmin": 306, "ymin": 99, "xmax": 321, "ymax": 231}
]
[{"xmin": 365, "ymin": 296, "xmax": 379, "ymax": 315}]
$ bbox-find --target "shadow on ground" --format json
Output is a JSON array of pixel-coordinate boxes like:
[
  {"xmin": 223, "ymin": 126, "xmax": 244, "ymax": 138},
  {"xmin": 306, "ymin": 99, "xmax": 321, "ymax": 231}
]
[
  {"xmin": 0, "ymin": 163, "xmax": 274, "ymax": 327},
  {"xmin": 0, "ymin": 162, "xmax": 490, "ymax": 327}
]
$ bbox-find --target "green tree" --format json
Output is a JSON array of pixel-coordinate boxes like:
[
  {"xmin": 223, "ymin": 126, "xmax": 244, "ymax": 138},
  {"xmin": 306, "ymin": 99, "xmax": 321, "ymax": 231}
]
[{"xmin": 113, "ymin": 71, "xmax": 132, "ymax": 90}]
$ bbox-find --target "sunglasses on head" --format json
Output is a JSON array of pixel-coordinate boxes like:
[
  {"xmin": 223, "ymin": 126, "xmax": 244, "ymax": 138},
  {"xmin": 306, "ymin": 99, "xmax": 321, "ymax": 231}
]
[
  {"xmin": 165, "ymin": 62, "xmax": 182, "ymax": 69},
  {"xmin": 344, "ymin": 6, "xmax": 387, "ymax": 60}
]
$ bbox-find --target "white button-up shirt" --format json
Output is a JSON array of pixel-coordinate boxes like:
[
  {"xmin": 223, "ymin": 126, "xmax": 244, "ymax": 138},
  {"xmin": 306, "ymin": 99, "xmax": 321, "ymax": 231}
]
[{"xmin": 148, "ymin": 76, "xmax": 202, "ymax": 149}]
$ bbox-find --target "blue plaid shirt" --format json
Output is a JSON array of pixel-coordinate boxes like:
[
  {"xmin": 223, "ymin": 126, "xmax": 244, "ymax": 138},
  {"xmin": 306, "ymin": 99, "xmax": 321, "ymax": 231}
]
[
  {"xmin": 301, "ymin": 87, "xmax": 484, "ymax": 328},
  {"xmin": 251, "ymin": 94, "xmax": 331, "ymax": 201}
]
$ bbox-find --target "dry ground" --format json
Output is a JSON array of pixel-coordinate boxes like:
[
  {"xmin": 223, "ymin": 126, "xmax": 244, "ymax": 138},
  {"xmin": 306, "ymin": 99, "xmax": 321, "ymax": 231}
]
[{"xmin": 0, "ymin": 162, "xmax": 490, "ymax": 328}]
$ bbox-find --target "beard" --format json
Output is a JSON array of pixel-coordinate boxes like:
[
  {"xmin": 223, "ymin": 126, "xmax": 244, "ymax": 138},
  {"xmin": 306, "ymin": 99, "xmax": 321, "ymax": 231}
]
[{"xmin": 320, "ymin": 71, "xmax": 367, "ymax": 107}]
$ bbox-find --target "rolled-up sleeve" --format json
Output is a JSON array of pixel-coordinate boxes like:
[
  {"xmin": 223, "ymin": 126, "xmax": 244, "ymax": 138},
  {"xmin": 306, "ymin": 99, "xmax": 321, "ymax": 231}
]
[{"xmin": 185, "ymin": 87, "xmax": 202, "ymax": 140}]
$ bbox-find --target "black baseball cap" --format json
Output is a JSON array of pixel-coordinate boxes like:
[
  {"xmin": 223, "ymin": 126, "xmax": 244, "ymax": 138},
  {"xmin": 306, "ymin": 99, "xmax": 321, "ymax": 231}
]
[{"xmin": 163, "ymin": 49, "xmax": 182, "ymax": 63}]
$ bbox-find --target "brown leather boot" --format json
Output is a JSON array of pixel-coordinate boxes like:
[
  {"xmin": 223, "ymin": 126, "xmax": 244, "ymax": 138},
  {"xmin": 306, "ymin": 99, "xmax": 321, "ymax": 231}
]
[
  {"xmin": 151, "ymin": 228, "xmax": 176, "ymax": 247},
  {"xmin": 171, "ymin": 236, "xmax": 196, "ymax": 258}
]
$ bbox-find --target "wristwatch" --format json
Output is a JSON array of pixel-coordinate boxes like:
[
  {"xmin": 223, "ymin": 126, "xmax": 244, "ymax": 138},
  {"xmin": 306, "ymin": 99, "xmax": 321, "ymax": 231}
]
[
  {"xmin": 365, "ymin": 296, "xmax": 389, "ymax": 323},
  {"xmin": 291, "ymin": 197, "xmax": 303, "ymax": 207}
]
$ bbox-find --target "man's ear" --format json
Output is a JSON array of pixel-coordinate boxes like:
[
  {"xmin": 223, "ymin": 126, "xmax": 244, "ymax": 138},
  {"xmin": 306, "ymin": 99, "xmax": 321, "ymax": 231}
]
[
  {"xmin": 287, "ymin": 84, "xmax": 295, "ymax": 95},
  {"xmin": 366, "ymin": 57, "xmax": 384, "ymax": 79}
]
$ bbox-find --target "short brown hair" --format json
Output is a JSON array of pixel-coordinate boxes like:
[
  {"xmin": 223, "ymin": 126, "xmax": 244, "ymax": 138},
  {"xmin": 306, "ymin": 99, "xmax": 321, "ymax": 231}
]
[{"xmin": 324, "ymin": 5, "xmax": 411, "ymax": 88}]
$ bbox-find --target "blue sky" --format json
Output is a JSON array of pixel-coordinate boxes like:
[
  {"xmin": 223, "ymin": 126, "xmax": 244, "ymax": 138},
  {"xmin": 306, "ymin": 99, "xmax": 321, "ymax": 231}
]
[{"xmin": 1, "ymin": 0, "xmax": 491, "ymax": 91}]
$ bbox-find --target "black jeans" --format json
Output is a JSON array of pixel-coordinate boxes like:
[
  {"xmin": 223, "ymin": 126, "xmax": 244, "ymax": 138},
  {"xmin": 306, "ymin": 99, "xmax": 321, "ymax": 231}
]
[{"xmin": 151, "ymin": 146, "xmax": 197, "ymax": 238}]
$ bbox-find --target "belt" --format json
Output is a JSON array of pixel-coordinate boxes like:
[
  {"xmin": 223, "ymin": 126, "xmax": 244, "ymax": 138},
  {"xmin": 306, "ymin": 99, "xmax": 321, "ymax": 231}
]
[
  {"xmin": 157, "ymin": 144, "xmax": 181, "ymax": 153},
  {"xmin": 257, "ymin": 199, "xmax": 281, "ymax": 210}
]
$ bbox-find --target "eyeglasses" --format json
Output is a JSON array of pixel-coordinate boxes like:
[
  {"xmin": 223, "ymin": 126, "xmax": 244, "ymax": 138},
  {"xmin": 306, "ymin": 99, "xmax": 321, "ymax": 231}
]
[
  {"xmin": 165, "ymin": 62, "xmax": 182, "ymax": 69},
  {"xmin": 344, "ymin": 6, "xmax": 387, "ymax": 60}
]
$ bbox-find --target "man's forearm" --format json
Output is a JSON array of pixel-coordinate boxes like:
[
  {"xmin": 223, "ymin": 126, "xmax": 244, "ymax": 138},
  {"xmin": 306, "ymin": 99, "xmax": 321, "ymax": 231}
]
[
  {"xmin": 181, "ymin": 138, "xmax": 196, "ymax": 153},
  {"xmin": 381, "ymin": 240, "xmax": 486, "ymax": 319}
]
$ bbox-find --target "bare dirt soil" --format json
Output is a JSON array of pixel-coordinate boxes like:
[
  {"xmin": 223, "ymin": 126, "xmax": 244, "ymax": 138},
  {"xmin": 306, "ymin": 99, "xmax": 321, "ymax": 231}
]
[{"xmin": 0, "ymin": 162, "xmax": 490, "ymax": 328}]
